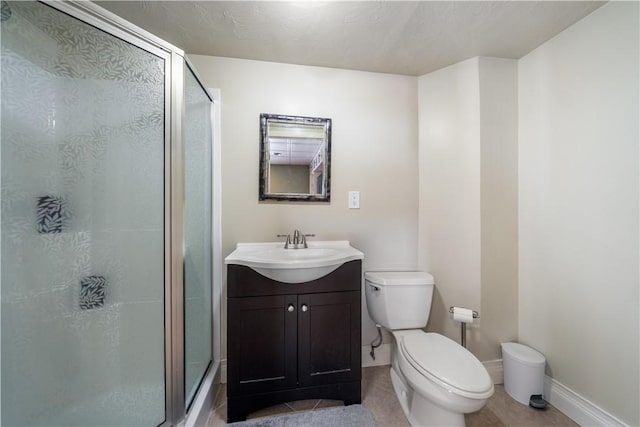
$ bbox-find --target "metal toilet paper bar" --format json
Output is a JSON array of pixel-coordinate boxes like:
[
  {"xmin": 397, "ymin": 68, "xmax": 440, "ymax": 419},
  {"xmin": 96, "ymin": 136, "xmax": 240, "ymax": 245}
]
[{"xmin": 449, "ymin": 306, "xmax": 479, "ymax": 348}]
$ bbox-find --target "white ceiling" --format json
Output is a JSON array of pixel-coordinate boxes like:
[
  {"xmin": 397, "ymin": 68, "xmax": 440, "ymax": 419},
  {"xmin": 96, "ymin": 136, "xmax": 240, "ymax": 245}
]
[
  {"xmin": 268, "ymin": 137, "xmax": 323, "ymax": 165},
  {"xmin": 267, "ymin": 122, "xmax": 325, "ymax": 165},
  {"xmin": 96, "ymin": 1, "xmax": 605, "ymax": 76}
]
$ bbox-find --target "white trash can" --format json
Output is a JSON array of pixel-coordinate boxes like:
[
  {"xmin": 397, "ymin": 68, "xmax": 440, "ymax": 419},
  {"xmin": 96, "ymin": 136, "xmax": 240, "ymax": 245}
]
[{"xmin": 501, "ymin": 342, "xmax": 546, "ymax": 406}]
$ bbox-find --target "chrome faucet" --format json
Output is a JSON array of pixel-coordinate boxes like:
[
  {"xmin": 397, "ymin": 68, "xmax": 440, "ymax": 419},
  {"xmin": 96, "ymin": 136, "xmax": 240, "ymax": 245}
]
[{"xmin": 278, "ymin": 230, "xmax": 315, "ymax": 249}]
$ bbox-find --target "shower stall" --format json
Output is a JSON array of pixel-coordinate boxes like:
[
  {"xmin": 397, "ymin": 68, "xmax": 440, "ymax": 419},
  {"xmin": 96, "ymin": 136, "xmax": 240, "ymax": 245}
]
[{"xmin": 1, "ymin": 1, "xmax": 221, "ymax": 425}]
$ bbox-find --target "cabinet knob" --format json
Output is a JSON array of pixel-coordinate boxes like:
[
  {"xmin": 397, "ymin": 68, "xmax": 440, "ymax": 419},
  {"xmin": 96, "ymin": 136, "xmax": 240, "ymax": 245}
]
[
  {"xmin": 287, "ymin": 304, "xmax": 295, "ymax": 312},
  {"xmin": 301, "ymin": 304, "xmax": 308, "ymax": 312}
]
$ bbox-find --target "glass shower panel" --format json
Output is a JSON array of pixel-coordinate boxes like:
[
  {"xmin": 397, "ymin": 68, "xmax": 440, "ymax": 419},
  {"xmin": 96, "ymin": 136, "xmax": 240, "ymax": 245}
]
[
  {"xmin": 1, "ymin": 2, "xmax": 166, "ymax": 426},
  {"xmin": 184, "ymin": 65, "xmax": 213, "ymax": 408}
]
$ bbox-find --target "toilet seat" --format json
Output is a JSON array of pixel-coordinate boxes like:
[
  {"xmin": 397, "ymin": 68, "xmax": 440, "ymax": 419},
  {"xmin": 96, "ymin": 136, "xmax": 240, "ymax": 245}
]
[{"xmin": 399, "ymin": 332, "xmax": 493, "ymax": 400}]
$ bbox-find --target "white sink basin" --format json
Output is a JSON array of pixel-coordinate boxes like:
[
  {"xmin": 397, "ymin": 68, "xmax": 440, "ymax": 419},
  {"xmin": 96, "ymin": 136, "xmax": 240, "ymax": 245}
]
[{"xmin": 225, "ymin": 240, "xmax": 364, "ymax": 283}]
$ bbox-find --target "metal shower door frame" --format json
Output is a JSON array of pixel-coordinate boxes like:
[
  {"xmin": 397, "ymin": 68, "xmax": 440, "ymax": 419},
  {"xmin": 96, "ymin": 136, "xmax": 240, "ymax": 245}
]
[{"xmin": 38, "ymin": 2, "xmax": 206, "ymax": 425}]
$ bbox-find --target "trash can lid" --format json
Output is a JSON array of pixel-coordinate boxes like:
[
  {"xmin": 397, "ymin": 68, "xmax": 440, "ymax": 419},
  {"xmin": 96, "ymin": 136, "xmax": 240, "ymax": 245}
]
[{"xmin": 501, "ymin": 342, "xmax": 545, "ymax": 367}]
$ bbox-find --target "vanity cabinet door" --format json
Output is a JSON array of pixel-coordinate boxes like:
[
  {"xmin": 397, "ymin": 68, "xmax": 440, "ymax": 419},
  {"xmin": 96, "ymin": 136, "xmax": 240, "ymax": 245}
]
[
  {"xmin": 297, "ymin": 291, "xmax": 361, "ymax": 387},
  {"xmin": 227, "ymin": 294, "xmax": 297, "ymax": 396}
]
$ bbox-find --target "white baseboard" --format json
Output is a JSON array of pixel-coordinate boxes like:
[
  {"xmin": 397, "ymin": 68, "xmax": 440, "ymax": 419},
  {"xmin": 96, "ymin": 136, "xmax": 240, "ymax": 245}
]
[
  {"xmin": 544, "ymin": 376, "xmax": 628, "ymax": 427},
  {"xmin": 221, "ymin": 358, "xmax": 227, "ymax": 384},
  {"xmin": 362, "ymin": 343, "xmax": 392, "ymax": 367},
  {"xmin": 478, "ymin": 359, "xmax": 626, "ymax": 426},
  {"xmin": 483, "ymin": 359, "xmax": 504, "ymax": 385}
]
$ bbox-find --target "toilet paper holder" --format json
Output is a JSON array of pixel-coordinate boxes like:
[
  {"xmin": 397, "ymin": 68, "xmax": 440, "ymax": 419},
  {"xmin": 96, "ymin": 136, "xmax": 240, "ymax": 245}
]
[
  {"xmin": 449, "ymin": 306, "xmax": 479, "ymax": 348},
  {"xmin": 448, "ymin": 306, "xmax": 479, "ymax": 319}
]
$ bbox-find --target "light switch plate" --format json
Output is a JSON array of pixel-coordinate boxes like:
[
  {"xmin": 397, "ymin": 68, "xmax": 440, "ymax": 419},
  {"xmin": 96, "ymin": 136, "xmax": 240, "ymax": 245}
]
[{"xmin": 348, "ymin": 191, "xmax": 360, "ymax": 209}]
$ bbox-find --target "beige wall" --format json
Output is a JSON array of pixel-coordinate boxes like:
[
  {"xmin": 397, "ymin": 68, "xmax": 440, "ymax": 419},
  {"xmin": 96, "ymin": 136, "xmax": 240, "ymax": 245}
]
[
  {"xmin": 417, "ymin": 57, "xmax": 519, "ymax": 362},
  {"xmin": 478, "ymin": 57, "xmax": 519, "ymax": 361},
  {"xmin": 417, "ymin": 58, "xmax": 482, "ymax": 352},
  {"xmin": 518, "ymin": 2, "xmax": 639, "ymax": 425},
  {"xmin": 188, "ymin": 55, "xmax": 419, "ymax": 358}
]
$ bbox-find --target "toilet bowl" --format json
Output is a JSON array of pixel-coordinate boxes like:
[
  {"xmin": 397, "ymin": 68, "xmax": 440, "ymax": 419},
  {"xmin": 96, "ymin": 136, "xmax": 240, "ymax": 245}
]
[
  {"xmin": 391, "ymin": 329, "xmax": 494, "ymax": 426},
  {"xmin": 365, "ymin": 271, "xmax": 494, "ymax": 427}
]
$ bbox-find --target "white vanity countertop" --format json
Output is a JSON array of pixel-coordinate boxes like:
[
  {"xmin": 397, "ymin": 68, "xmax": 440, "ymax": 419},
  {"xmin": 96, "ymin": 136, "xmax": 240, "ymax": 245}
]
[{"xmin": 225, "ymin": 240, "xmax": 364, "ymax": 283}]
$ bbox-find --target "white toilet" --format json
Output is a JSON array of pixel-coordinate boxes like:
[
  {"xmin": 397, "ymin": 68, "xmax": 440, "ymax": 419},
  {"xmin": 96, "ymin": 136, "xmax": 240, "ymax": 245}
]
[{"xmin": 365, "ymin": 271, "xmax": 494, "ymax": 427}]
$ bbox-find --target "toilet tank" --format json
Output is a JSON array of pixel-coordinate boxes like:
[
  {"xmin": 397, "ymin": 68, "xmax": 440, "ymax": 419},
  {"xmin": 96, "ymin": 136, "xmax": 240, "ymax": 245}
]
[{"xmin": 365, "ymin": 271, "xmax": 435, "ymax": 330}]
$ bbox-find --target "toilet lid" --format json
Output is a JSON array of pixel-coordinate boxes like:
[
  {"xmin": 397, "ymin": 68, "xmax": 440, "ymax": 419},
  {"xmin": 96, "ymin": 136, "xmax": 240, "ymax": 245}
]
[{"xmin": 401, "ymin": 333, "xmax": 492, "ymax": 395}]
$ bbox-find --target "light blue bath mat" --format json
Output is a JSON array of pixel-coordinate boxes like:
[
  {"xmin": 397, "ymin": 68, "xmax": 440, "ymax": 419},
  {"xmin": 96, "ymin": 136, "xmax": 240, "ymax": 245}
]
[{"xmin": 229, "ymin": 405, "xmax": 376, "ymax": 427}]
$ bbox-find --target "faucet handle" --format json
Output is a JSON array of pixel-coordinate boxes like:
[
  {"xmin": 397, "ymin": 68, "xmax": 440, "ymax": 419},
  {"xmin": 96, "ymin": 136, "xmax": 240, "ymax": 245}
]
[{"xmin": 300, "ymin": 233, "xmax": 315, "ymax": 248}]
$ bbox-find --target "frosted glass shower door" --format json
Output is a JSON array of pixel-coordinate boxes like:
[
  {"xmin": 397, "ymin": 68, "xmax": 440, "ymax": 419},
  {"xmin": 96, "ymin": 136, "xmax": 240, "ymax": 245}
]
[
  {"xmin": 1, "ymin": 2, "xmax": 167, "ymax": 426},
  {"xmin": 184, "ymin": 65, "xmax": 213, "ymax": 408}
]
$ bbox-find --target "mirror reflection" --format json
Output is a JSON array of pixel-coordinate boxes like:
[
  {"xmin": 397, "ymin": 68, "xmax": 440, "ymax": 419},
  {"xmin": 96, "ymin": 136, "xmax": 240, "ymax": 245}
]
[{"xmin": 259, "ymin": 114, "xmax": 331, "ymax": 202}]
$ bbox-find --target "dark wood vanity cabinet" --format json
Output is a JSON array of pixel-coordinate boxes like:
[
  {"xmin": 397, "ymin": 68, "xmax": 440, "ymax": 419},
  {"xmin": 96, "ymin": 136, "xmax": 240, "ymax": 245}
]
[{"xmin": 227, "ymin": 260, "xmax": 362, "ymax": 422}]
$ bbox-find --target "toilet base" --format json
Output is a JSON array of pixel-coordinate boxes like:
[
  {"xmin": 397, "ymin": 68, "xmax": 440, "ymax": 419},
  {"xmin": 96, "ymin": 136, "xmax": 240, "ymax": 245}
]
[{"xmin": 390, "ymin": 366, "xmax": 465, "ymax": 427}]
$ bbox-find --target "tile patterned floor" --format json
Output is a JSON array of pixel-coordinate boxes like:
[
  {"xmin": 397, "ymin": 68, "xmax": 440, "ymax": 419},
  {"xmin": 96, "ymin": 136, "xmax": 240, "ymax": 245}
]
[{"xmin": 207, "ymin": 366, "xmax": 578, "ymax": 426}]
